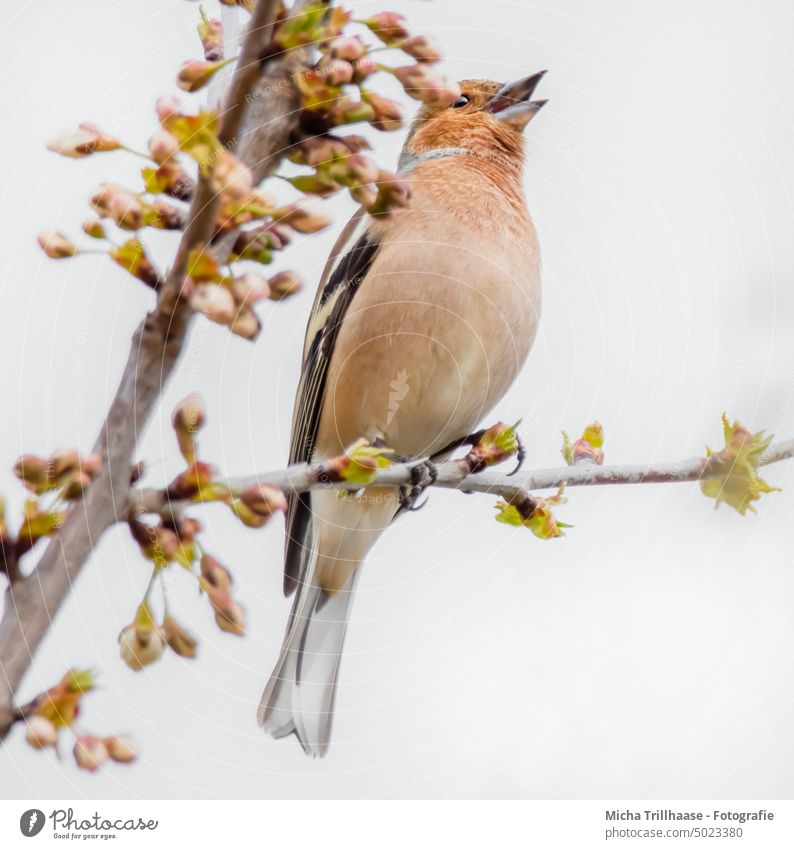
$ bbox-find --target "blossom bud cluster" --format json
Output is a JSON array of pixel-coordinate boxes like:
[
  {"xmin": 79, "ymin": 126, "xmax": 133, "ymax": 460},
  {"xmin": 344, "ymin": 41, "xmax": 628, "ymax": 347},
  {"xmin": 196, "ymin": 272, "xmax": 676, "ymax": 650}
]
[{"xmin": 22, "ymin": 669, "xmax": 139, "ymax": 772}]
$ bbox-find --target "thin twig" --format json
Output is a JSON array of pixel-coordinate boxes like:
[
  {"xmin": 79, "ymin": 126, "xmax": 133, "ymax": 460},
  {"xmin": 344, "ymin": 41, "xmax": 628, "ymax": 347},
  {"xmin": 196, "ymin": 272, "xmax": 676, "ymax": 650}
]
[{"xmin": 129, "ymin": 436, "xmax": 794, "ymax": 517}]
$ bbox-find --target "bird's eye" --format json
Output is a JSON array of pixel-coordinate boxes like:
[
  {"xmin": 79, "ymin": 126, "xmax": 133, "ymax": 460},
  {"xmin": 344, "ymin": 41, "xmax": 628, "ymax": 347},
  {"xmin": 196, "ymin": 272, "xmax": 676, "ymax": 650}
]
[{"xmin": 451, "ymin": 94, "xmax": 470, "ymax": 109}]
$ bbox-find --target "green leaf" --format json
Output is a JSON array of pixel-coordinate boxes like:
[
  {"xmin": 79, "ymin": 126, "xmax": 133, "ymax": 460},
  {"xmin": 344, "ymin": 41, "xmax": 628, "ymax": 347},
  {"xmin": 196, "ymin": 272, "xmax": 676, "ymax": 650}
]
[
  {"xmin": 275, "ymin": 4, "xmax": 329, "ymax": 49},
  {"xmin": 66, "ymin": 669, "xmax": 95, "ymax": 694},
  {"xmin": 172, "ymin": 542, "xmax": 196, "ymax": 570},
  {"xmin": 134, "ymin": 601, "xmax": 157, "ymax": 634},
  {"xmin": 581, "ymin": 422, "xmax": 604, "ymax": 449},
  {"xmin": 701, "ymin": 413, "xmax": 779, "ymax": 515},
  {"xmin": 340, "ymin": 439, "xmax": 394, "ymax": 485},
  {"xmin": 162, "ymin": 110, "xmax": 220, "ymax": 173},
  {"xmin": 110, "ymin": 238, "xmax": 160, "ymax": 288},
  {"xmin": 186, "ymin": 246, "xmax": 222, "ymax": 282},
  {"xmin": 495, "ymin": 488, "xmax": 570, "ymax": 540}
]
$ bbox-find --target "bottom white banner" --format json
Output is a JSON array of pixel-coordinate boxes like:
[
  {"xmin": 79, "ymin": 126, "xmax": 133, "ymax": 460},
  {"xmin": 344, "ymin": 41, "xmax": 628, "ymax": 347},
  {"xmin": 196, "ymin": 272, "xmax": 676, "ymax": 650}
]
[{"xmin": 1, "ymin": 800, "xmax": 792, "ymax": 848}]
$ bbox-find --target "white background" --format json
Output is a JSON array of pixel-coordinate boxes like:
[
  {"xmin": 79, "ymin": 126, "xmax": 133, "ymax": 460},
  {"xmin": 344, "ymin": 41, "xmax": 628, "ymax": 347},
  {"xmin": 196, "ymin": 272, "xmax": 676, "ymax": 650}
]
[{"xmin": 1, "ymin": 0, "xmax": 793, "ymax": 799}]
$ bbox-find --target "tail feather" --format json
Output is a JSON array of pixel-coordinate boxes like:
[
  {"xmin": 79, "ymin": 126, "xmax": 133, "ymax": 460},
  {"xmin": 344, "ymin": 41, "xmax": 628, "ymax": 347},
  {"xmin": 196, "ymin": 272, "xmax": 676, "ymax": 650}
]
[
  {"xmin": 258, "ymin": 565, "xmax": 359, "ymax": 758},
  {"xmin": 260, "ymin": 487, "xmax": 397, "ymax": 756}
]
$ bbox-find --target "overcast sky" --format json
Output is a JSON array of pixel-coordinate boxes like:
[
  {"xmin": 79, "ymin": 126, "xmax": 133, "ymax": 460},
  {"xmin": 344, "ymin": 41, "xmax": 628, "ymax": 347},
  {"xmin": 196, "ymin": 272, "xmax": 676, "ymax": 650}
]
[{"xmin": 2, "ymin": 0, "xmax": 794, "ymax": 799}]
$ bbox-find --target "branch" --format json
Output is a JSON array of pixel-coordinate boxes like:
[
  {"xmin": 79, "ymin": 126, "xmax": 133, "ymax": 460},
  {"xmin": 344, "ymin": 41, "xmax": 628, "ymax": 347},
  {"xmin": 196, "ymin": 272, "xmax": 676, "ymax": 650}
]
[
  {"xmin": 130, "ymin": 436, "xmax": 794, "ymax": 517},
  {"xmin": 0, "ymin": 0, "xmax": 292, "ymax": 740}
]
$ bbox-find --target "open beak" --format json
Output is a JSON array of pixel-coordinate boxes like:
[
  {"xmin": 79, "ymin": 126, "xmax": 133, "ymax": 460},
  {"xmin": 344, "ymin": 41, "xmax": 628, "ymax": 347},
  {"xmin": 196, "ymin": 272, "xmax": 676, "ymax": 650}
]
[{"xmin": 485, "ymin": 70, "xmax": 547, "ymax": 127}]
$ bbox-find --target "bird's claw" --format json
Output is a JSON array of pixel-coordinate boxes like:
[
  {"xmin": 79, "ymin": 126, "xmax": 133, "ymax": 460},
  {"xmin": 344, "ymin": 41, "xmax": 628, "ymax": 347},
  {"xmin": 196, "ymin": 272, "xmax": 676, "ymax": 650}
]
[
  {"xmin": 397, "ymin": 458, "xmax": 437, "ymax": 516},
  {"xmin": 507, "ymin": 427, "xmax": 526, "ymax": 476}
]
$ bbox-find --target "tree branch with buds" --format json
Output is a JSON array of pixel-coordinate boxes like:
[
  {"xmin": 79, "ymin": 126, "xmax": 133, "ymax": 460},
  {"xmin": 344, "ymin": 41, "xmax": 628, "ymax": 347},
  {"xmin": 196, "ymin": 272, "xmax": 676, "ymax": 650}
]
[
  {"xmin": 131, "ymin": 435, "xmax": 794, "ymax": 508},
  {"xmin": 129, "ymin": 414, "xmax": 792, "ymax": 545},
  {"xmin": 2, "ymin": 0, "xmax": 790, "ymax": 779}
]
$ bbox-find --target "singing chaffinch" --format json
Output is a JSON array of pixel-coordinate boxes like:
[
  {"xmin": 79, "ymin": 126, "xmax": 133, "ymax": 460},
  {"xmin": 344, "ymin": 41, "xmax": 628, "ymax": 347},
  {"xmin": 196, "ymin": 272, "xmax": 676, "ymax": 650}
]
[{"xmin": 258, "ymin": 73, "xmax": 547, "ymax": 756}]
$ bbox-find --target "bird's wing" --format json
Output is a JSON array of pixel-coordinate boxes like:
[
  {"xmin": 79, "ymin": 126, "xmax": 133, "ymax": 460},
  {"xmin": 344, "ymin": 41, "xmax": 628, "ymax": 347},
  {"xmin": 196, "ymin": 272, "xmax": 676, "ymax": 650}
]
[{"xmin": 283, "ymin": 209, "xmax": 380, "ymax": 596}]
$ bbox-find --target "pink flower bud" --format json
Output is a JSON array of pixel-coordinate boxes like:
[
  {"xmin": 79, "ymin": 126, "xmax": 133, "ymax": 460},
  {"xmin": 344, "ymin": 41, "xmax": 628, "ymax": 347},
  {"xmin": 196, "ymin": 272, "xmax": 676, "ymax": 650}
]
[
  {"xmin": 177, "ymin": 516, "xmax": 202, "ymax": 542},
  {"xmin": 55, "ymin": 453, "xmax": 101, "ymax": 499},
  {"xmin": 296, "ymin": 67, "xmax": 334, "ymax": 97},
  {"xmin": 118, "ymin": 624, "xmax": 165, "ymax": 671},
  {"xmin": 163, "ymin": 616, "xmax": 198, "ymax": 659},
  {"xmin": 344, "ymin": 152, "xmax": 381, "ymax": 185},
  {"xmin": 318, "ymin": 56, "xmax": 354, "ymax": 86},
  {"xmin": 340, "ymin": 134, "xmax": 371, "ymax": 154},
  {"xmin": 200, "ymin": 553, "xmax": 233, "ymax": 592},
  {"xmin": 176, "ymin": 59, "xmax": 230, "ymax": 93},
  {"xmin": 50, "ymin": 448, "xmax": 80, "ymax": 478},
  {"xmin": 104, "ymin": 735, "xmax": 138, "ymax": 764},
  {"xmin": 231, "ymin": 273, "xmax": 271, "ymax": 306},
  {"xmin": 361, "ymin": 92, "xmax": 404, "ymax": 132},
  {"xmin": 239, "ymin": 483, "xmax": 288, "ymax": 520},
  {"xmin": 231, "ymin": 222, "xmax": 290, "ymax": 260},
  {"xmin": 276, "ymin": 199, "xmax": 332, "ymax": 233},
  {"xmin": 148, "ymin": 130, "xmax": 180, "ymax": 164},
  {"xmin": 229, "ymin": 307, "xmax": 261, "ymax": 341},
  {"xmin": 13, "ymin": 454, "xmax": 50, "ymax": 491},
  {"xmin": 172, "ymin": 392, "xmax": 206, "ymax": 435},
  {"xmin": 90, "ymin": 183, "xmax": 135, "ymax": 218},
  {"xmin": 146, "ymin": 200, "xmax": 184, "ymax": 230},
  {"xmin": 210, "ymin": 151, "xmax": 253, "ymax": 200},
  {"xmin": 399, "ymin": 34, "xmax": 443, "ymax": 63},
  {"xmin": 267, "ymin": 270, "xmax": 302, "ymax": 301},
  {"xmin": 374, "ymin": 170, "xmax": 412, "ymax": 210},
  {"xmin": 209, "ymin": 589, "xmax": 245, "ymax": 636},
  {"xmin": 328, "ymin": 35, "xmax": 367, "ymax": 62},
  {"xmin": 73, "ymin": 735, "xmax": 109, "ymax": 772},
  {"xmin": 364, "ymin": 12, "xmax": 410, "ymax": 46},
  {"xmin": 288, "ymin": 171, "xmax": 341, "ymax": 197},
  {"xmin": 198, "ymin": 16, "xmax": 224, "ymax": 62},
  {"xmin": 59, "ymin": 471, "xmax": 93, "ymax": 500},
  {"xmin": 110, "ymin": 238, "xmax": 162, "ymax": 289},
  {"xmin": 349, "ymin": 183, "xmax": 378, "ymax": 209},
  {"xmin": 143, "ymin": 160, "xmax": 193, "ymax": 199},
  {"xmin": 190, "ymin": 283, "xmax": 236, "ymax": 325},
  {"xmin": 331, "ymin": 98, "xmax": 376, "ymax": 126},
  {"xmin": 293, "ymin": 135, "xmax": 344, "ymax": 168},
  {"xmin": 108, "ymin": 193, "xmax": 144, "ymax": 230},
  {"xmin": 393, "ymin": 65, "xmax": 461, "ymax": 107},
  {"xmin": 156, "ymin": 96, "xmax": 181, "ymax": 124},
  {"xmin": 46, "ymin": 123, "xmax": 121, "ymax": 157},
  {"xmin": 351, "ymin": 56, "xmax": 377, "ymax": 84},
  {"xmin": 155, "ymin": 527, "xmax": 181, "ymax": 561},
  {"xmin": 25, "ymin": 715, "xmax": 58, "ymax": 749},
  {"xmin": 37, "ymin": 231, "xmax": 78, "ymax": 259}
]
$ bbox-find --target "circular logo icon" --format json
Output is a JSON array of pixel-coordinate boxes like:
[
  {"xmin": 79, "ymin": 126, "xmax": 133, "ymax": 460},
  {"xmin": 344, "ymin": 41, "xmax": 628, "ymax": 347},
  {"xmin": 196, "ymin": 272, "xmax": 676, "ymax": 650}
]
[{"xmin": 19, "ymin": 809, "xmax": 46, "ymax": 837}]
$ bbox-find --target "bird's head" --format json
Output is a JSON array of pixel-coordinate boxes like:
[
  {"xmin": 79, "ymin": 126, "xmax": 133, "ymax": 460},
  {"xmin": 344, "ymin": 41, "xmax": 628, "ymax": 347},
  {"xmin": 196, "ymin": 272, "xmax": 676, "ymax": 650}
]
[{"xmin": 403, "ymin": 73, "xmax": 547, "ymax": 164}]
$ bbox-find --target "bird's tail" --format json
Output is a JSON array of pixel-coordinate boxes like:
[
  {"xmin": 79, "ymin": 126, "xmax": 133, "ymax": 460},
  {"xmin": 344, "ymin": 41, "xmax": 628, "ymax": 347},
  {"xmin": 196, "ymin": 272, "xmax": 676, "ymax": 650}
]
[
  {"xmin": 257, "ymin": 550, "xmax": 360, "ymax": 758},
  {"xmin": 259, "ymin": 487, "xmax": 397, "ymax": 756}
]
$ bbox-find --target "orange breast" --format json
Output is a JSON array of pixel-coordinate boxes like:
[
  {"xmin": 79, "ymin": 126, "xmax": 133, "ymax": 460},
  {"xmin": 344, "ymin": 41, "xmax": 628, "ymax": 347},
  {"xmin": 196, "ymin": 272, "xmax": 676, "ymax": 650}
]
[{"xmin": 315, "ymin": 157, "xmax": 541, "ymax": 458}]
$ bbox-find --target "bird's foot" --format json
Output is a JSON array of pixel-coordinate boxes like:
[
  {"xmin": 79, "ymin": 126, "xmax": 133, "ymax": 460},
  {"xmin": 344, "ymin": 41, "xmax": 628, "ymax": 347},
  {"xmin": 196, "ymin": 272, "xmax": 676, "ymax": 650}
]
[
  {"xmin": 396, "ymin": 458, "xmax": 438, "ymax": 516},
  {"xmin": 507, "ymin": 425, "xmax": 526, "ymax": 476}
]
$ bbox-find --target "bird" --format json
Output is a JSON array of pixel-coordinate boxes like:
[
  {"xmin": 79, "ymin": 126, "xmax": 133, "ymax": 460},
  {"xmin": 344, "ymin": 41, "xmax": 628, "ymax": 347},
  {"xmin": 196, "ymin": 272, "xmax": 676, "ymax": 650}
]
[{"xmin": 258, "ymin": 73, "xmax": 547, "ymax": 756}]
